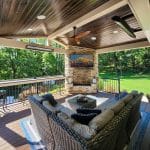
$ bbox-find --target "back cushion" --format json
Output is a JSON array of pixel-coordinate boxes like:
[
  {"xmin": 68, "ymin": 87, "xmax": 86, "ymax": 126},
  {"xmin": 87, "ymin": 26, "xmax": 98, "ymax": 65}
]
[
  {"xmin": 42, "ymin": 93, "xmax": 57, "ymax": 106},
  {"xmin": 33, "ymin": 94, "xmax": 43, "ymax": 103},
  {"xmin": 42, "ymin": 101, "xmax": 57, "ymax": 113},
  {"xmin": 110, "ymin": 101, "xmax": 125, "ymax": 115},
  {"xmin": 121, "ymin": 94, "xmax": 133, "ymax": 104},
  {"xmin": 89, "ymin": 109, "xmax": 114, "ymax": 131}
]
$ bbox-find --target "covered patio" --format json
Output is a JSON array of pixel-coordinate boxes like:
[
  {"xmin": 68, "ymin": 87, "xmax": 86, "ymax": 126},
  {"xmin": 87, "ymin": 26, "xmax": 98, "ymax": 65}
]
[{"xmin": 0, "ymin": 0, "xmax": 150, "ymax": 150}]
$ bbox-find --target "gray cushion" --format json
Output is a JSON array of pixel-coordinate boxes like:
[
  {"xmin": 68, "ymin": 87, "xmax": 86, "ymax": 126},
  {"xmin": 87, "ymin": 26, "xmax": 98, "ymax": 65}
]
[
  {"xmin": 110, "ymin": 101, "xmax": 125, "ymax": 114},
  {"xmin": 55, "ymin": 104, "xmax": 74, "ymax": 116},
  {"xmin": 72, "ymin": 122, "xmax": 96, "ymax": 140},
  {"xmin": 42, "ymin": 101, "xmax": 57, "ymax": 113},
  {"xmin": 33, "ymin": 94, "xmax": 43, "ymax": 103},
  {"xmin": 57, "ymin": 112, "xmax": 75, "ymax": 126},
  {"xmin": 121, "ymin": 94, "xmax": 133, "ymax": 104},
  {"xmin": 89, "ymin": 109, "xmax": 114, "ymax": 131}
]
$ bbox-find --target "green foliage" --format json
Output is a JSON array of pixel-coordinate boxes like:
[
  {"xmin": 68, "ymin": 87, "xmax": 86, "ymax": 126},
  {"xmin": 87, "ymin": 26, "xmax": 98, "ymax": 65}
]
[
  {"xmin": 99, "ymin": 47, "xmax": 150, "ymax": 75},
  {"xmin": 0, "ymin": 47, "xmax": 64, "ymax": 80},
  {"xmin": 97, "ymin": 78, "xmax": 104, "ymax": 91},
  {"xmin": 99, "ymin": 48, "xmax": 150, "ymax": 94}
]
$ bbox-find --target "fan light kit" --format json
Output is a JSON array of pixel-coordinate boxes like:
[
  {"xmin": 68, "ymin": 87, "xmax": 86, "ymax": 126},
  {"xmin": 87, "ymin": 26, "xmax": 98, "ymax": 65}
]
[
  {"xmin": 37, "ymin": 15, "xmax": 46, "ymax": 20},
  {"xmin": 91, "ymin": 36, "xmax": 96, "ymax": 40},
  {"xmin": 113, "ymin": 30, "xmax": 119, "ymax": 34},
  {"xmin": 27, "ymin": 28, "xmax": 33, "ymax": 31}
]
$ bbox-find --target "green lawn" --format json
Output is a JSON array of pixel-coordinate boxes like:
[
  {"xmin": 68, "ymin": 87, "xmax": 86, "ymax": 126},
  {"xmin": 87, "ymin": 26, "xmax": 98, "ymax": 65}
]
[{"xmin": 99, "ymin": 72, "xmax": 150, "ymax": 94}]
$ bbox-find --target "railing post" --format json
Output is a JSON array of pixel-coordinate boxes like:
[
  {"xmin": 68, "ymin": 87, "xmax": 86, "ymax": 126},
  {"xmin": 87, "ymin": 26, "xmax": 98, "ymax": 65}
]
[{"xmin": 118, "ymin": 77, "xmax": 120, "ymax": 94}]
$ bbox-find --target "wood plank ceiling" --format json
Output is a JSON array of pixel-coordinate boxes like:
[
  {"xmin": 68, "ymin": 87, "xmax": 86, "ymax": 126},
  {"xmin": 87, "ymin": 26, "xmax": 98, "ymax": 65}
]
[
  {"xmin": 0, "ymin": 0, "xmax": 109, "ymax": 38},
  {"xmin": 0, "ymin": 0, "xmax": 147, "ymax": 49},
  {"xmin": 58, "ymin": 5, "xmax": 146, "ymax": 49}
]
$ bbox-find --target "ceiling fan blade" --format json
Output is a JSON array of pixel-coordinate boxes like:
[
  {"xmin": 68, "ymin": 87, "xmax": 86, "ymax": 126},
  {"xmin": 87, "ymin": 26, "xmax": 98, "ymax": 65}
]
[
  {"xmin": 112, "ymin": 16, "xmax": 136, "ymax": 38},
  {"xmin": 75, "ymin": 31, "xmax": 91, "ymax": 39}
]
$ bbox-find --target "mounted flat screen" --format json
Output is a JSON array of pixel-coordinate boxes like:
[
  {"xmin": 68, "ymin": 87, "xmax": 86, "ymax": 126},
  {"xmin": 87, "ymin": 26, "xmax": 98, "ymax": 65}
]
[{"xmin": 70, "ymin": 54, "xmax": 94, "ymax": 67}]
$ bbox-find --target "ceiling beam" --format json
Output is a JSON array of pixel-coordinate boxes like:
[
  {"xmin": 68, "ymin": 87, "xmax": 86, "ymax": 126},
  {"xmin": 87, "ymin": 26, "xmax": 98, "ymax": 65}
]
[
  {"xmin": 48, "ymin": 0, "xmax": 127, "ymax": 39},
  {"xmin": 0, "ymin": 37, "xmax": 66, "ymax": 54},
  {"xmin": 128, "ymin": 0, "xmax": 150, "ymax": 42},
  {"xmin": 0, "ymin": 37, "xmax": 26, "ymax": 49},
  {"xmin": 51, "ymin": 39, "xmax": 69, "ymax": 49},
  {"xmin": 0, "ymin": 35, "xmax": 47, "ymax": 38},
  {"xmin": 96, "ymin": 40, "xmax": 150, "ymax": 54}
]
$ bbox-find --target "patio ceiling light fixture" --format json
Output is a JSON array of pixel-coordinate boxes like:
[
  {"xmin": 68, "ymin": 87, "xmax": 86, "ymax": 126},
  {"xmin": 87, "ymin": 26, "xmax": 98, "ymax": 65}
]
[
  {"xmin": 37, "ymin": 15, "xmax": 46, "ymax": 20},
  {"xmin": 27, "ymin": 28, "xmax": 33, "ymax": 31},
  {"xmin": 112, "ymin": 16, "xmax": 136, "ymax": 38},
  {"xmin": 26, "ymin": 44, "xmax": 53, "ymax": 52},
  {"xmin": 113, "ymin": 30, "xmax": 119, "ymax": 34},
  {"xmin": 91, "ymin": 36, "xmax": 96, "ymax": 40}
]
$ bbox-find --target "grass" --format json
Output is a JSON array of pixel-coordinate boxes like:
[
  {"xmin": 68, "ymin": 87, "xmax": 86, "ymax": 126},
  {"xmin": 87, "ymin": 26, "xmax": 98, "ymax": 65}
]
[{"xmin": 99, "ymin": 72, "xmax": 150, "ymax": 94}]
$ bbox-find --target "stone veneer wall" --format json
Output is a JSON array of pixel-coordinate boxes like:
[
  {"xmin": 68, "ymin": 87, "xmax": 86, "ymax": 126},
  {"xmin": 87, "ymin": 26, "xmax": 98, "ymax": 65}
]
[{"xmin": 65, "ymin": 47, "xmax": 98, "ymax": 94}]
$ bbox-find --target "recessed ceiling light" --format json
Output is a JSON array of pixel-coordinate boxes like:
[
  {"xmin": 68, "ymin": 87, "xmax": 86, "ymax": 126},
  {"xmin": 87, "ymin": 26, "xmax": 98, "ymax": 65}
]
[
  {"xmin": 27, "ymin": 28, "xmax": 33, "ymax": 31},
  {"xmin": 37, "ymin": 15, "xmax": 46, "ymax": 20},
  {"xmin": 91, "ymin": 36, "xmax": 96, "ymax": 40},
  {"xmin": 113, "ymin": 30, "xmax": 119, "ymax": 34}
]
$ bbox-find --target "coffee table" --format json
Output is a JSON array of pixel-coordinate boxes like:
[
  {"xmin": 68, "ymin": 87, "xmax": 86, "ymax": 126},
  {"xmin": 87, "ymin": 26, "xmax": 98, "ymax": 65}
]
[{"xmin": 63, "ymin": 94, "xmax": 97, "ymax": 112}]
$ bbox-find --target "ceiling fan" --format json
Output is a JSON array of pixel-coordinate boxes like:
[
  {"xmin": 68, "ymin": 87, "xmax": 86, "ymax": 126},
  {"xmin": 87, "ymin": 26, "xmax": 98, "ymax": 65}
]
[{"xmin": 59, "ymin": 26, "xmax": 91, "ymax": 45}]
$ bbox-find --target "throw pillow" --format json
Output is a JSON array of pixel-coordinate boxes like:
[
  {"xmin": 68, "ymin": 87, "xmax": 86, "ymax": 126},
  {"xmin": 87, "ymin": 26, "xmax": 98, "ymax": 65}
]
[
  {"xmin": 71, "ymin": 113, "xmax": 97, "ymax": 125},
  {"xmin": 42, "ymin": 93, "xmax": 57, "ymax": 106},
  {"xmin": 76, "ymin": 108, "xmax": 101, "ymax": 115}
]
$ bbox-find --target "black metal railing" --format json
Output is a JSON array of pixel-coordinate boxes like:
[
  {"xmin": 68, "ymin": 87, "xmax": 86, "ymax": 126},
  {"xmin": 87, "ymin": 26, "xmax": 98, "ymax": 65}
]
[
  {"xmin": 0, "ymin": 76, "xmax": 65, "ymax": 106},
  {"xmin": 98, "ymin": 77, "xmax": 120, "ymax": 94}
]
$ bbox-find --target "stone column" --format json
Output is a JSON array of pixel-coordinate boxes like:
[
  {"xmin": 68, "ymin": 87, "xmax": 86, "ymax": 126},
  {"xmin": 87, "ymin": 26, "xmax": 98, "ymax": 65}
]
[{"xmin": 65, "ymin": 48, "xmax": 98, "ymax": 94}]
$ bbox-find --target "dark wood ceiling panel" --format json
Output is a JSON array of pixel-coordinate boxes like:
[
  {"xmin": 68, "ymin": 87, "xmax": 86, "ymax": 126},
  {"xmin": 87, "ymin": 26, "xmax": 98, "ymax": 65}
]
[
  {"xmin": 62, "ymin": 5, "xmax": 146, "ymax": 49},
  {"xmin": 0, "ymin": 0, "xmax": 109, "ymax": 37}
]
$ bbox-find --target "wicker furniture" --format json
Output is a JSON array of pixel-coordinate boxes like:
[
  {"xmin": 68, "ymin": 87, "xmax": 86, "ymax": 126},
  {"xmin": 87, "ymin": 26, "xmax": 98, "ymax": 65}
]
[{"xmin": 28, "ymin": 92, "xmax": 142, "ymax": 150}]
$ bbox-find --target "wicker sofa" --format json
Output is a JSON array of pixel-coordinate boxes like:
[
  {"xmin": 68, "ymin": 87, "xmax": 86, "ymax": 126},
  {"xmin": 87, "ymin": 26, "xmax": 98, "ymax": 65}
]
[{"xmin": 28, "ymin": 92, "xmax": 143, "ymax": 150}]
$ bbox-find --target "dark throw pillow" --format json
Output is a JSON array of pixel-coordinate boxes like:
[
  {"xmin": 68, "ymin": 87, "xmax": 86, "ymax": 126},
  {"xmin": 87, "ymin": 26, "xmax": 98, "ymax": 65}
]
[
  {"xmin": 71, "ymin": 113, "xmax": 97, "ymax": 125},
  {"xmin": 76, "ymin": 108, "xmax": 101, "ymax": 115},
  {"xmin": 42, "ymin": 93, "xmax": 57, "ymax": 106}
]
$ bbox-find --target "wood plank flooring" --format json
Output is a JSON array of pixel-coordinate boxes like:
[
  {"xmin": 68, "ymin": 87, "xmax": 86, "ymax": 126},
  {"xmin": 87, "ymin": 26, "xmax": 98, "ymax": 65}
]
[{"xmin": 0, "ymin": 102, "xmax": 31, "ymax": 150}]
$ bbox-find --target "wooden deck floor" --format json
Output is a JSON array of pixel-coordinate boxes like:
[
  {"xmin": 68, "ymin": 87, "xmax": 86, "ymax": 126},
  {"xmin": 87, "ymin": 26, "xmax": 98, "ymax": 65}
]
[
  {"xmin": 0, "ymin": 94, "xmax": 150, "ymax": 150},
  {"xmin": 0, "ymin": 102, "xmax": 31, "ymax": 150}
]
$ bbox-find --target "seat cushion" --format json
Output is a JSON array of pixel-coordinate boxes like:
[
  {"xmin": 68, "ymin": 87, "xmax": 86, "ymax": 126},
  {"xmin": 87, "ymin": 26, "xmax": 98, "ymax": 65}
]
[
  {"xmin": 42, "ymin": 101, "xmax": 57, "ymax": 113},
  {"xmin": 71, "ymin": 113, "xmax": 97, "ymax": 125},
  {"xmin": 55, "ymin": 104, "xmax": 74, "ymax": 116},
  {"xmin": 57, "ymin": 112, "xmax": 75, "ymax": 126},
  {"xmin": 42, "ymin": 93, "xmax": 57, "ymax": 106},
  {"xmin": 110, "ymin": 101, "xmax": 125, "ymax": 115},
  {"xmin": 72, "ymin": 122, "xmax": 96, "ymax": 140},
  {"xmin": 89, "ymin": 109, "xmax": 114, "ymax": 131},
  {"xmin": 76, "ymin": 108, "xmax": 101, "ymax": 115}
]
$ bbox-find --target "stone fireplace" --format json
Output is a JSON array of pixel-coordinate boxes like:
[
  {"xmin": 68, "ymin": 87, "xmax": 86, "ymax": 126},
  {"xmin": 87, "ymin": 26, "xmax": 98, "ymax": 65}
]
[{"xmin": 65, "ymin": 46, "xmax": 98, "ymax": 94}]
